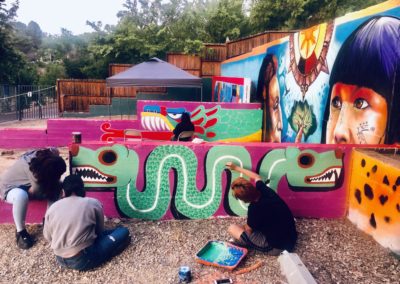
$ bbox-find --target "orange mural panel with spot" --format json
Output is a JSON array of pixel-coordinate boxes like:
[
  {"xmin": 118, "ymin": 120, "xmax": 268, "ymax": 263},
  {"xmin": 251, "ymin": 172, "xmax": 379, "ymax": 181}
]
[{"xmin": 348, "ymin": 149, "xmax": 400, "ymax": 254}]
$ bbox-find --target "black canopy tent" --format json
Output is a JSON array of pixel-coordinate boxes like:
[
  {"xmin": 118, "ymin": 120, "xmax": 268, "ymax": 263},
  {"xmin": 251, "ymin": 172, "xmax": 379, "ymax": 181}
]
[{"xmin": 106, "ymin": 57, "xmax": 203, "ymax": 100}]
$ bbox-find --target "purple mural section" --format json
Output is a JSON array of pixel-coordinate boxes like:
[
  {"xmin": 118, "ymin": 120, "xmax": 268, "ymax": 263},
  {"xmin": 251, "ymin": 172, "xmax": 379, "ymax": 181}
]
[
  {"xmin": 137, "ymin": 100, "xmax": 262, "ymax": 142},
  {"xmin": 0, "ymin": 192, "xmax": 119, "ymax": 224},
  {"xmin": 0, "ymin": 141, "xmax": 352, "ymax": 223},
  {"xmin": 0, "ymin": 119, "xmax": 141, "ymax": 148},
  {"xmin": 3, "ymin": 140, "xmax": 400, "ymax": 223},
  {"xmin": 72, "ymin": 142, "xmax": 350, "ymax": 221},
  {"xmin": 0, "ymin": 100, "xmax": 262, "ymax": 149}
]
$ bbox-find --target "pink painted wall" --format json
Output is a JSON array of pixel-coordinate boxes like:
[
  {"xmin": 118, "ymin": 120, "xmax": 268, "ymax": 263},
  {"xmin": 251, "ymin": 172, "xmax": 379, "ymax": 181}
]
[
  {"xmin": 68, "ymin": 141, "xmax": 351, "ymax": 220},
  {"xmin": 137, "ymin": 100, "xmax": 262, "ymax": 141},
  {"xmin": 0, "ymin": 100, "xmax": 261, "ymax": 148},
  {"xmin": 0, "ymin": 192, "xmax": 120, "ymax": 224},
  {"xmin": 136, "ymin": 100, "xmax": 261, "ymax": 120},
  {"xmin": 1, "ymin": 141, "xmax": 399, "ymax": 223},
  {"xmin": 0, "ymin": 128, "xmax": 48, "ymax": 148}
]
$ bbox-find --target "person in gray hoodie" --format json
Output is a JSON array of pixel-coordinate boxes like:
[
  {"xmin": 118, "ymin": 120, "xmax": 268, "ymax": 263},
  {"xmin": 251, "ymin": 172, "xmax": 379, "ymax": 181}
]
[
  {"xmin": 0, "ymin": 147, "xmax": 66, "ymax": 249},
  {"xmin": 44, "ymin": 175, "xmax": 131, "ymax": 271}
]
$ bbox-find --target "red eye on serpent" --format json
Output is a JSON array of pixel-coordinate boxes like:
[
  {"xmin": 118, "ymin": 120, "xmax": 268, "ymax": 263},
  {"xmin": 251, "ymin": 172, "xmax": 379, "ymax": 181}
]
[
  {"xmin": 98, "ymin": 150, "xmax": 117, "ymax": 165},
  {"xmin": 297, "ymin": 153, "xmax": 315, "ymax": 168}
]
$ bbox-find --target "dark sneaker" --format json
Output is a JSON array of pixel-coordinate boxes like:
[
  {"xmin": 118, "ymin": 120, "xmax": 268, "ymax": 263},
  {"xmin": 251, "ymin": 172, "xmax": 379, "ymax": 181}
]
[{"xmin": 16, "ymin": 229, "xmax": 34, "ymax": 249}]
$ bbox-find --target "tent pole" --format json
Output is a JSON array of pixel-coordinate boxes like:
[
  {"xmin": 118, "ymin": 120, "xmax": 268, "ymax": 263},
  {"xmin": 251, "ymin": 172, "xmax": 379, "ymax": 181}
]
[{"xmin": 201, "ymin": 87, "xmax": 203, "ymax": 102}]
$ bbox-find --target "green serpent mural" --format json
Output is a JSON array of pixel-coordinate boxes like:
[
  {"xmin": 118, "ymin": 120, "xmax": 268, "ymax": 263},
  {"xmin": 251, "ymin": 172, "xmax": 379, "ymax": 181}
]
[
  {"xmin": 259, "ymin": 148, "xmax": 343, "ymax": 191},
  {"xmin": 71, "ymin": 144, "xmax": 252, "ymax": 219},
  {"xmin": 71, "ymin": 144, "xmax": 343, "ymax": 219}
]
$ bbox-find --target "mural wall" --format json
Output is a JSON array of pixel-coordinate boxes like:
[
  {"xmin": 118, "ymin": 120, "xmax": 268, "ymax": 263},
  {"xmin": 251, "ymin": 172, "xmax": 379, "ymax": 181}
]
[
  {"xmin": 221, "ymin": 0, "xmax": 400, "ymax": 145},
  {"xmin": 69, "ymin": 142, "xmax": 350, "ymax": 220},
  {"xmin": 0, "ymin": 100, "xmax": 263, "ymax": 149},
  {"xmin": 212, "ymin": 76, "xmax": 251, "ymax": 103},
  {"xmin": 348, "ymin": 149, "xmax": 400, "ymax": 254},
  {"xmin": 136, "ymin": 100, "xmax": 262, "ymax": 142}
]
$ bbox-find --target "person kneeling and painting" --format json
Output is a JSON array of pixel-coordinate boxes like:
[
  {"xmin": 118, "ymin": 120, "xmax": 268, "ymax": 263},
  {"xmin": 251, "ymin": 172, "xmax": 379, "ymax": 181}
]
[
  {"xmin": 225, "ymin": 162, "xmax": 297, "ymax": 255},
  {"xmin": 0, "ymin": 147, "xmax": 66, "ymax": 249},
  {"xmin": 44, "ymin": 175, "xmax": 131, "ymax": 271}
]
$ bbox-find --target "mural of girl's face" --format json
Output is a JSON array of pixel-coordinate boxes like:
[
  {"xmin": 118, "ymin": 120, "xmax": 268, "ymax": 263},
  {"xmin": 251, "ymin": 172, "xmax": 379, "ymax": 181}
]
[
  {"xmin": 267, "ymin": 75, "xmax": 282, "ymax": 142},
  {"xmin": 326, "ymin": 83, "xmax": 387, "ymax": 144}
]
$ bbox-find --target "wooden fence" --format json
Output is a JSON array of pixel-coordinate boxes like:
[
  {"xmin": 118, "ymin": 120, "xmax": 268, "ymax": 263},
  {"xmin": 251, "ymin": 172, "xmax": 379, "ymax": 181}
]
[
  {"xmin": 58, "ymin": 30, "xmax": 295, "ymax": 113},
  {"xmin": 226, "ymin": 31, "xmax": 295, "ymax": 59},
  {"xmin": 166, "ymin": 53, "xmax": 202, "ymax": 77},
  {"xmin": 57, "ymin": 79, "xmax": 111, "ymax": 113},
  {"xmin": 57, "ymin": 78, "xmax": 167, "ymax": 113},
  {"xmin": 166, "ymin": 30, "xmax": 295, "ymax": 78},
  {"xmin": 108, "ymin": 64, "xmax": 133, "ymax": 76},
  {"xmin": 201, "ymin": 44, "xmax": 227, "ymax": 62}
]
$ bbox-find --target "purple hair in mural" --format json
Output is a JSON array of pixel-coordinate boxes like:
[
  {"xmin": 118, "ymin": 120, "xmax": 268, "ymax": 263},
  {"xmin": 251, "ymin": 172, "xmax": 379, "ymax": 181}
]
[{"xmin": 323, "ymin": 16, "xmax": 400, "ymax": 144}]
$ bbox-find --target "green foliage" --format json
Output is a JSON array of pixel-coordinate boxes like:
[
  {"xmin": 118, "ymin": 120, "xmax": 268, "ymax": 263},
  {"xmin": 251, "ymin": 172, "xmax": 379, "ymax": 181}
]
[
  {"xmin": 0, "ymin": 0, "xmax": 25, "ymax": 84},
  {"xmin": 38, "ymin": 63, "xmax": 66, "ymax": 86},
  {"xmin": 27, "ymin": 21, "xmax": 43, "ymax": 48},
  {"xmin": 0, "ymin": 0, "xmax": 388, "ymax": 85},
  {"xmin": 249, "ymin": 0, "xmax": 386, "ymax": 31},
  {"xmin": 205, "ymin": 0, "xmax": 250, "ymax": 42},
  {"xmin": 12, "ymin": 20, "xmax": 44, "ymax": 62},
  {"xmin": 16, "ymin": 63, "xmax": 39, "ymax": 85},
  {"xmin": 288, "ymin": 100, "xmax": 317, "ymax": 141}
]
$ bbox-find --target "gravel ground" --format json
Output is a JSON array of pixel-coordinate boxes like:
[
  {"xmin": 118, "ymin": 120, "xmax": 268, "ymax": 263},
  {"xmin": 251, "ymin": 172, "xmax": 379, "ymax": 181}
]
[
  {"xmin": 0, "ymin": 126, "xmax": 399, "ymax": 283},
  {"xmin": 0, "ymin": 217, "xmax": 399, "ymax": 283}
]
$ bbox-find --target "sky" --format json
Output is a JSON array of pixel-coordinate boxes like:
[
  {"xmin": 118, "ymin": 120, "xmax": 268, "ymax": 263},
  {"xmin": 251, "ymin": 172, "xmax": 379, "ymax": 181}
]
[{"xmin": 4, "ymin": 0, "xmax": 126, "ymax": 35}]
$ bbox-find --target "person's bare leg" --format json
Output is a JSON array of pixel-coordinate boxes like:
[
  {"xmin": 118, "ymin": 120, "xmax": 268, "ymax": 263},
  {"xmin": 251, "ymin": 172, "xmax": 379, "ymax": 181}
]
[{"xmin": 228, "ymin": 224, "xmax": 245, "ymax": 240}]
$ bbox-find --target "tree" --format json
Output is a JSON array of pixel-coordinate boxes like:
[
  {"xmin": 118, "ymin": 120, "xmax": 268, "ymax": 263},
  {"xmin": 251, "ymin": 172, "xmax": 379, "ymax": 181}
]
[
  {"xmin": 249, "ymin": 0, "xmax": 386, "ymax": 31},
  {"xmin": 205, "ymin": 0, "xmax": 250, "ymax": 43},
  {"xmin": 38, "ymin": 63, "xmax": 66, "ymax": 86},
  {"xmin": 0, "ymin": 0, "xmax": 25, "ymax": 84},
  {"xmin": 26, "ymin": 21, "xmax": 43, "ymax": 48}
]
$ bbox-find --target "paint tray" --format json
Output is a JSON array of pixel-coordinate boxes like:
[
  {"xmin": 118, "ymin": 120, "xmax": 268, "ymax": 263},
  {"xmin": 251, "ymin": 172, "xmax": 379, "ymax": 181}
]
[{"xmin": 195, "ymin": 240, "xmax": 248, "ymax": 270}]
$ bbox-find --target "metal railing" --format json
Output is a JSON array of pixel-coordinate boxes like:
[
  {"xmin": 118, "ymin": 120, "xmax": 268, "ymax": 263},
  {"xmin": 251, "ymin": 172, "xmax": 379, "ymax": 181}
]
[{"xmin": 0, "ymin": 85, "xmax": 58, "ymax": 123}]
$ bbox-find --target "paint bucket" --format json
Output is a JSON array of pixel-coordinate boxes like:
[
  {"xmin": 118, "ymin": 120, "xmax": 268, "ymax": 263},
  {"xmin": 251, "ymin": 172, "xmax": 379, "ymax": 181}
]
[
  {"xmin": 178, "ymin": 266, "xmax": 191, "ymax": 283},
  {"xmin": 72, "ymin": 132, "xmax": 82, "ymax": 144}
]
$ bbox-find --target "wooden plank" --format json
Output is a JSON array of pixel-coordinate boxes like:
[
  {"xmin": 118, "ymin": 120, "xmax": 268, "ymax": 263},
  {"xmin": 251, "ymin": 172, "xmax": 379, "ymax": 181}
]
[{"xmin": 201, "ymin": 62, "xmax": 221, "ymax": 76}]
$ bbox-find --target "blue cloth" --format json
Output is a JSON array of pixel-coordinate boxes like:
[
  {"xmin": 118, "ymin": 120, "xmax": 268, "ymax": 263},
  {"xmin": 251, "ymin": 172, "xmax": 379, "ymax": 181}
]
[{"xmin": 56, "ymin": 227, "xmax": 130, "ymax": 271}]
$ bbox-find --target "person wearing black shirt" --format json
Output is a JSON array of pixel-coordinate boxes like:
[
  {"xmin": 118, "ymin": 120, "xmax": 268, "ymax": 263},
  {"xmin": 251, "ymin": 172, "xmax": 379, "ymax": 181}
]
[
  {"xmin": 171, "ymin": 112, "xmax": 195, "ymax": 141},
  {"xmin": 225, "ymin": 162, "xmax": 297, "ymax": 255}
]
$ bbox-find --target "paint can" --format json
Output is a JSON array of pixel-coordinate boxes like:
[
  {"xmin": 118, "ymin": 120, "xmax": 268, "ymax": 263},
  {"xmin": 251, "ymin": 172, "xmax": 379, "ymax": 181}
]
[
  {"xmin": 72, "ymin": 132, "xmax": 82, "ymax": 144},
  {"xmin": 178, "ymin": 266, "xmax": 191, "ymax": 283}
]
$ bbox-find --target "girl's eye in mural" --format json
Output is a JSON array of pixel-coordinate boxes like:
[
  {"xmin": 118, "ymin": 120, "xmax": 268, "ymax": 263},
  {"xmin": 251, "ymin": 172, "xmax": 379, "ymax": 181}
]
[
  {"xmin": 167, "ymin": 113, "xmax": 183, "ymax": 120},
  {"xmin": 273, "ymin": 97, "xmax": 279, "ymax": 110},
  {"xmin": 353, "ymin": 98, "xmax": 369, "ymax": 109},
  {"xmin": 331, "ymin": 96, "xmax": 342, "ymax": 109},
  {"xmin": 99, "ymin": 150, "xmax": 117, "ymax": 165}
]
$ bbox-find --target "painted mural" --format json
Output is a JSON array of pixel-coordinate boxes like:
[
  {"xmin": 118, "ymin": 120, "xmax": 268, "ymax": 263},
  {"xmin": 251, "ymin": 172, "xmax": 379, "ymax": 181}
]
[
  {"xmin": 221, "ymin": 0, "xmax": 400, "ymax": 145},
  {"xmin": 212, "ymin": 76, "xmax": 251, "ymax": 103},
  {"xmin": 348, "ymin": 149, "xmax": 400, "ymax": 254},
  {"xmin": 70, "ymin": 142, "xmax": 348, "ymax": 220},
  {"xmin": 136, "ymin": 101, "xmax": 262, "ymax": 142}
]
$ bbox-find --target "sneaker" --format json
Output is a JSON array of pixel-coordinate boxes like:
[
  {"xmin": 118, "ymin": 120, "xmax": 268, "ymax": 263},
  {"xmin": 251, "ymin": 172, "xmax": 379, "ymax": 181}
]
[{"xmin": 16, "ymin": 229, "xmax": 34, "ymax": 249}]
